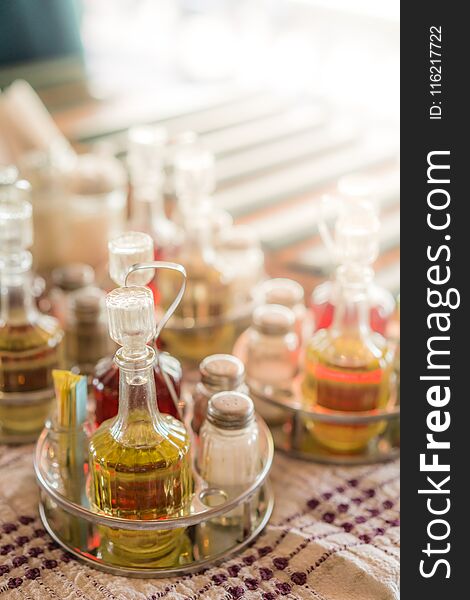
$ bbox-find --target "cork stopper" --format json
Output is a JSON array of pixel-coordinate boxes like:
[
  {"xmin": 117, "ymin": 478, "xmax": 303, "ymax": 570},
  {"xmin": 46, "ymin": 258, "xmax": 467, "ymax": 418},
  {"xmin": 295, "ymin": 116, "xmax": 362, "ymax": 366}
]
[
  {"xmin": 108, "ymin": 231, "xmax": 154, "ymax": 286},
  {"xmin": 207, "ymin": 391, "xmax": 255, "ymax": 430}
]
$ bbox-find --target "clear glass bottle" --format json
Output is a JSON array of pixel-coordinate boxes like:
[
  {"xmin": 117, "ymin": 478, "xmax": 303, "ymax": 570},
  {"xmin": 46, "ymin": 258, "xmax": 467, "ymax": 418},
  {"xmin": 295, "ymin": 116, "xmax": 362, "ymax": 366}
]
[
  {"xmin": 92, "ymin": 232, "xmax": 182, "ymax": 425},
  {"xmin": 302, "ymin": 265, "xmax": 394, "ymax": 452},
  {"xmin": 0, "ymin": 169, "xmax": 64, "ymax": 443},
  {"xmin": 198, "ymin": 391, "xmax": 259, "ymax": 524},
  {"xmin": 127, "ymin": 125, "xmax": 183, "ymax": 260},
  {"xmin": 89, "ymin": 286, "xmax": 192, "ymax": 566},
  {"xmin": 192, "ymin": 354, "xmax": 247, "ymax": 434},
  {"xmin": 311, "ymin": 181, "xmax": 395, "ymax": 334},
  {"xmin": 65, "ymin": 286, "xmax": 113, "ymax": 378}
]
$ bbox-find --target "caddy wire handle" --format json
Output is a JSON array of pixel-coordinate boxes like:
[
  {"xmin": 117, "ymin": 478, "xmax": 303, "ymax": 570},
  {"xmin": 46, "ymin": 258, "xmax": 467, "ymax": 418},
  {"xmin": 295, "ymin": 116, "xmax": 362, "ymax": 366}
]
[{"xmin": 124, "ymin": 260, "xmax": 187, "ymax": 417}]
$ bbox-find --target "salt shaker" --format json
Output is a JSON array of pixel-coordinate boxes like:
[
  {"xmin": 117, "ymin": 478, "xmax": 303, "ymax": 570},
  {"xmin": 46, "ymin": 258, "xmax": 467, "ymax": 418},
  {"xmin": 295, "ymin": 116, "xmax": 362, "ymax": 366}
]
[
  {"xmin": 245, "ymin": 304, "xmax": 299, "ymax": 388},
  {"xmin": 192, "ymin": 354, "xmax": 247, "ymax": 433},
  {"xmin": 253, "ymin": 278, "xmax": 309, "ymax": 343},
  {"xmin": 198, "ymin": 391, "xmax": 259, "ymax": 523}
]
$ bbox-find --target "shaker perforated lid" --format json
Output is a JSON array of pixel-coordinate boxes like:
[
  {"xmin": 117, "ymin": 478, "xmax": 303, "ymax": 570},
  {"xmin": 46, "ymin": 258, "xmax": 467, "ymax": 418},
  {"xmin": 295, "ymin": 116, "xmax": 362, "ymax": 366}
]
[
  {"xmin": 108, "ymin": 231, "xmax": 154, "ymax": 286},
  {"xmin": 174, "ymin": 143, "xmax": 215, "ymax": 211},
  {"xmin": 207, "ymin": 391, "xmax": 255, "ymax": 430},
  {"xmin": 252, "ymin": 304, "xmax": 296, "ymax": 335},
  {"xmin": 0, "ymin": 168, "xmax": 33, "ymax": 252},
  {"xmin": 255, "ymin": 278, "xmax": 304, "ymax": 309},
  {"xmin": 106, "ymin": 286, "xmax": 155, "ymax": 350},
  {"xmin": 200, "ymin": 354, "xmax": 245, "ymax": 389}
]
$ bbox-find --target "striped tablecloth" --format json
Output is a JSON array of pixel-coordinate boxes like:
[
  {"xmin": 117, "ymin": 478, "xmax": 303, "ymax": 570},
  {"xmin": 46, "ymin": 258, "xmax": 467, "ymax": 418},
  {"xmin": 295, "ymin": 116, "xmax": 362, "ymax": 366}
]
[{"xmin": 0, "ymin": 443, "xmax": 399, "ymax": 599}]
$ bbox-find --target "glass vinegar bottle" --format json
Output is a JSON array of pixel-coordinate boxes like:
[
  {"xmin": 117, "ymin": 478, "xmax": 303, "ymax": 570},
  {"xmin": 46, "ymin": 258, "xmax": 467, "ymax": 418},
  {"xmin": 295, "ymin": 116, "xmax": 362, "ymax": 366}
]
[
  {"xmin": 0, "ymin": 169, "xmax": 64, "ymax": 443},
  {"xmin": 92, "ymin": 232, "xmax": 182, "ymax": 425},
  {"xmin": 302, "ymin": 265, "xmax": 394, "ymax": 452},
  {"xmin": 89, "ymin": 286, "xmax": 192, "ymax": 566}
]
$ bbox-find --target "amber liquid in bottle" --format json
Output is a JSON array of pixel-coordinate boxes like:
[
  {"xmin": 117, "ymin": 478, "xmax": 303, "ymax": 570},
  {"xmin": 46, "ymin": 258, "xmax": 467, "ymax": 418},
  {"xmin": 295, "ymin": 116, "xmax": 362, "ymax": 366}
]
[
  {"xmin": 303, "ymin": 269, "xmax": 393, "ymax": 452},
  {"xmin": 159, "ymin": 223, "xmax": 234, "ymax": 364},
  {"xmin": 0, "ymin": 271, "xmax": 63, "ymax": 442},
  {"xmin": 88, "ymin": 286, "xmax": 192, "ymax": 567}
]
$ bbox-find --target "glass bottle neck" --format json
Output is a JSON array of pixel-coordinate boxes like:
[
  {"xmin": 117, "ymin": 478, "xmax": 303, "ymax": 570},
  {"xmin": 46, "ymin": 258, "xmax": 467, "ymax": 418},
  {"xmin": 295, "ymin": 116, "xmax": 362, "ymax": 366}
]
[
  {"xmin": 331, "ymin": 271, "xmax": 371, "ymax": 337},
  {"xmin": 0, "ymin": 251, "xmax": 37, "ymax": 326},
  {"xmin": 111, "ymin": 346, "xmax": 162, "ymax": 444},
  {"xmin": 132, "ymin": 184, "xmax": 167, "ymax": 224}
]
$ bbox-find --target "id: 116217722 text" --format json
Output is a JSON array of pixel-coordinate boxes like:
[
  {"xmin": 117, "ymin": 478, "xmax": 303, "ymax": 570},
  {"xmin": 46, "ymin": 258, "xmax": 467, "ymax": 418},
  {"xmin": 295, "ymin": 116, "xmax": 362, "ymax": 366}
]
[{"xmin": 429, "ymin": 26, "xmax": 443, "ymax": 120}]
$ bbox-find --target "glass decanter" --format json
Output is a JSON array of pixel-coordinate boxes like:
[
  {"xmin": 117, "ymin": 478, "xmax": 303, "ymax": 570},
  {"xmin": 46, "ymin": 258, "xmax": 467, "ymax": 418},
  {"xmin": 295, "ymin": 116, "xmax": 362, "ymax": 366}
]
[
  {"xmin": 311, "ymin": 180, "xmax": 395, "ymax": 334},
  {"xmin": 302, "ymin": 265, "xmax": 394, "ymax": 452},
  {"xmin": 89, "ymin": 285, "xmax": 192, "ymax": 566},
  {"xmin": 0, "ymin": 168, "xmax": 64, "ymax": 443},
  {"xmin": 92, "ymin": 232, "xmax": 182, "ymax": 425},
  {"xmin": 127, "ymin": 125, "xmax": 183, "ymax": 260}
]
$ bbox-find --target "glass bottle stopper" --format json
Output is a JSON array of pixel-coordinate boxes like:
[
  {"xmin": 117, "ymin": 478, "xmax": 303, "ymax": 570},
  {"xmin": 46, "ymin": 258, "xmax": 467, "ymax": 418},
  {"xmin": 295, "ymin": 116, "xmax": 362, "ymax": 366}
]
[
  {"xmin": 207, "ymin": 391, "xmax": 255, "ymax": 430},
  {"xmin": 108, "ymin": 231, "xmax": 154, "ymax": 287},
  {"xmin": 252, "ymin": 304, "xmax": 295, "ymax": 336},
  {"xmin": 174, "ymin": 143, "xmax": 215, "ymax": 214},
  {"xmin": 0, "ymin": 171, "xmax": 33, "ymax": 253},
  {"xmin": 127, "ymin": 125, "xmax": 168, "ymax": 187},
  {"xmin": 200, "ymin": 354, "xmax": 245, "ymax": 389},
  {"xmin": 334, "ymin": 204, "xmax": 380, "ymax": 267},
  {"xmin": 106, "ymin": 286, "xmax": 155, "ymax": 354}
]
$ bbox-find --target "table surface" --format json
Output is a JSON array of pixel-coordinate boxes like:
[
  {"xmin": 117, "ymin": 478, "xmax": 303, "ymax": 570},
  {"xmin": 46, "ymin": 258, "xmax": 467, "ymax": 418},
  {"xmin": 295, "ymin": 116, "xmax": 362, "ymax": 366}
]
[
  {"xmin": 0, "ymin": 83, "xmax": 400, "ymax": 599},
  {"xmin": 0, "ymin": 443, "xmax": 399, "ymax": 600}
]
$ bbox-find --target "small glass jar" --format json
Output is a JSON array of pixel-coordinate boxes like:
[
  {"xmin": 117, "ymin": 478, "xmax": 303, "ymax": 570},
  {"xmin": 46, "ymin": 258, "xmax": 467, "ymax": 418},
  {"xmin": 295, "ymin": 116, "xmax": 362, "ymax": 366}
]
[
  {"xmin": 198, "ymin": 391, "xmax": 259, "ymax": 523},
  {"xmin": 20, "ymin": 150, "xmax": 127, "ymax": 274},
  {"xmin": 253, "ymin": 278, "xmax": 308, "ymax": 342},
  {"xmin": 245, "ymin": 304, "xmax": 299, "ymax": 388},
  {"xmin": 192, "ymin": 354, "xmax": 247, "ymax": 434}
]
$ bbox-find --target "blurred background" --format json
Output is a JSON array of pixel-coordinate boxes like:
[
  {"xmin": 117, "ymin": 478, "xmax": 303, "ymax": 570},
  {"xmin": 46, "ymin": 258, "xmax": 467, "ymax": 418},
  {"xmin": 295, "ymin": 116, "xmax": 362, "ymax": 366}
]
[{"xmin": 0, "ymin": 0, "xmax": 399, "ymax": 296}]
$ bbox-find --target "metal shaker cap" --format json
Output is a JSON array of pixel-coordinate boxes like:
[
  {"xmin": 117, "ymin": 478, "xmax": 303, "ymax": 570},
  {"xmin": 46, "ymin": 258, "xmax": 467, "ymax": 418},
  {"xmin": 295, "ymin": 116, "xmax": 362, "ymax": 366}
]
[
  {"xmin": 207, "ymin": 391, "xmax": 255, "ymax": 430},
  {"xmin": 252, "ymin": 304, "xmax": 295, "ymax": 336},
  {"xmin": 200, "ymin": 354, "xmax": 245, "ymax": 390}
]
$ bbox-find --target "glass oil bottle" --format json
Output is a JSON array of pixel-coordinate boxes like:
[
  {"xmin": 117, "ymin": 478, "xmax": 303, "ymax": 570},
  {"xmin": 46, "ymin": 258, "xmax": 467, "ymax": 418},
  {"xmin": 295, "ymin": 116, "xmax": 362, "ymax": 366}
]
[
  {"xmin": 0, "ymin": 168, "xmax": 64, "ymax": 443},
  {"xmin": 92, "ymin": 232, "xmax": 182, "ymax": 425},
  {"xmin": 311, "ymin": 179, "xmax": 395, "ymax": 334},
  {"xmin": 89, "ymin": 285, "xmax": 192, "ymax": 566},
  {"xmin": 302, "ymin": 265, "xmax": 394, "ymax": 452},
  {"xmin": 158, "ymin": 147, "xmax": 235, "ymax": 364}
]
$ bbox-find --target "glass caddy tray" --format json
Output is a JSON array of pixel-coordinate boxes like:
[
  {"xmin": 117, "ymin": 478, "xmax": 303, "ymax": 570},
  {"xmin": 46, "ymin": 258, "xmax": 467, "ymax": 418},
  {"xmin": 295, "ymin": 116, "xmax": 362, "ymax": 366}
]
[
  {"xmin": 33, "ymin": 415, "xmax": 274, "ymax": 578},
  {"xmin": 249, "ymin": 375, "xmax": 400, "ymax": 466}
]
